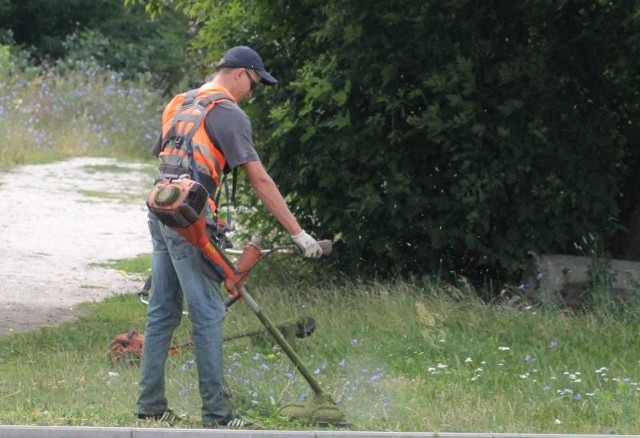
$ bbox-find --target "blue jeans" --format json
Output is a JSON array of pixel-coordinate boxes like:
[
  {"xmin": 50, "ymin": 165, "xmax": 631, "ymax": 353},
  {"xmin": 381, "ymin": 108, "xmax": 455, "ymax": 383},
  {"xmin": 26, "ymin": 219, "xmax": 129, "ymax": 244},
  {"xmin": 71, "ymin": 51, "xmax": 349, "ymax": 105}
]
[{"xmin": 136, "ymin": 217, "xmax": 235, "ymax": 424}]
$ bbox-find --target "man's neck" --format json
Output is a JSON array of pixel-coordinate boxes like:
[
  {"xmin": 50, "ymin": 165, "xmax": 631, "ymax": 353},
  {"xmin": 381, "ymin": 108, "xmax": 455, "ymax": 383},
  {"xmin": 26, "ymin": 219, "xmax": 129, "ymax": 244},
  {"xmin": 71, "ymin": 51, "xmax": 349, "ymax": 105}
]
[{"xmin": 199, "ymin": 79, "xmax": 236, "ymax": 102}]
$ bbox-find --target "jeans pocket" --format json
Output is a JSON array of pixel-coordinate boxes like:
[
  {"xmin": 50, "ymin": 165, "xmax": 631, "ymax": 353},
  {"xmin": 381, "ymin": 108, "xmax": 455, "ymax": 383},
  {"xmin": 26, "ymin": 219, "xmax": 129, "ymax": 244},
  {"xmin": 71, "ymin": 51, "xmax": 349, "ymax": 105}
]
[{"xmin": 148, "ymin": 218, "xmax": 167, "ymax": 252}]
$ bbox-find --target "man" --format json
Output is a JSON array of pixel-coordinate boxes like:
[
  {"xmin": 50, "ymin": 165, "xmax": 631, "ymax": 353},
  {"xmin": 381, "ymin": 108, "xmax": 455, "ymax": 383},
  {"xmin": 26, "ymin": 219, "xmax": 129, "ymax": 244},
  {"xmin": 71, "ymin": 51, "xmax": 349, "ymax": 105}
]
[{"xmin": 136, "ymin": 45, "xmax": 323, "ymax": 429}]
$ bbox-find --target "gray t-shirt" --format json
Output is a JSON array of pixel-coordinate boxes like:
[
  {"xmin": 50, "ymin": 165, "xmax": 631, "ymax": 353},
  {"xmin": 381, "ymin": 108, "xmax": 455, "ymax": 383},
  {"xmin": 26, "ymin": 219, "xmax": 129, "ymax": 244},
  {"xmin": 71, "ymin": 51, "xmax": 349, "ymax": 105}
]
[{"xmin": 205, "ymin": 100, "xmax": 260, "ymax": 169}]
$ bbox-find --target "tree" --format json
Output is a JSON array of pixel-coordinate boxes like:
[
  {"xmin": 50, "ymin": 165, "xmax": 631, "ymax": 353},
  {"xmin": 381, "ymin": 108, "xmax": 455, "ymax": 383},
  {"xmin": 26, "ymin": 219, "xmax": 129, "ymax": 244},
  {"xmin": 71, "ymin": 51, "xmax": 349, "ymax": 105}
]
[
  {"xmin": 136, "ymin": 0, "xmax": 640, "ymax": 288},
  {"xmin": 0, "ymin": 0, "xmax": 196, "ymax": 93}
]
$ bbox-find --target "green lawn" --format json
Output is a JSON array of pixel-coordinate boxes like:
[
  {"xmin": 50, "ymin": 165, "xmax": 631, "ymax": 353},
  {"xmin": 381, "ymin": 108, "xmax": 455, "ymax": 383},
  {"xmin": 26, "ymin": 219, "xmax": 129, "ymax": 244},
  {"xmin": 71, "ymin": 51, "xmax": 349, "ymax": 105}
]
[{"xmin": 1, "ymin": 264, "xmax": 638, "ymax": 433}]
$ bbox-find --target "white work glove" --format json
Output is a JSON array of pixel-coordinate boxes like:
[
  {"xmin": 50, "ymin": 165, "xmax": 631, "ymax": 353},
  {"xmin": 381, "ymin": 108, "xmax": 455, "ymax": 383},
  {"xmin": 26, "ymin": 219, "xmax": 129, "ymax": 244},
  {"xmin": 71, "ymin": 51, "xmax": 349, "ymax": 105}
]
[{"xmin": 292, "ymin": 230, "xmax": 323, "ymax": 258}]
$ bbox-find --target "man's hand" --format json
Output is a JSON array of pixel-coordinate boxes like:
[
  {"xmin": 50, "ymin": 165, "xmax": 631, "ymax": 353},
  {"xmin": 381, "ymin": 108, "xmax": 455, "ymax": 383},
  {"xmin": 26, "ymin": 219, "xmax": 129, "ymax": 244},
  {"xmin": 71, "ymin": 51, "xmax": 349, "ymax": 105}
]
[{"xmin": 292, "ymin": 230, "xmax": 323, "ymax": 258}]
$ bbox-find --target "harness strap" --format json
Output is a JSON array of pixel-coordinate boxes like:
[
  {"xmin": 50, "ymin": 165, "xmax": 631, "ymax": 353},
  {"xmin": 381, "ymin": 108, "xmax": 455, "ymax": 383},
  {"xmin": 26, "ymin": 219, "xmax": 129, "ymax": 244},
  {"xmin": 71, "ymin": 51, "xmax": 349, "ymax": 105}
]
[
  {"xmin": 169, "ymin": 91, "xmax": 231, "ymax": 140},
  {"xmin": 214, "ymin": 168, "xmax": 238, "ymax": 228},
  {"xmin": 162, "ymin": 90, "xmax": 232, "ymax": 200}
]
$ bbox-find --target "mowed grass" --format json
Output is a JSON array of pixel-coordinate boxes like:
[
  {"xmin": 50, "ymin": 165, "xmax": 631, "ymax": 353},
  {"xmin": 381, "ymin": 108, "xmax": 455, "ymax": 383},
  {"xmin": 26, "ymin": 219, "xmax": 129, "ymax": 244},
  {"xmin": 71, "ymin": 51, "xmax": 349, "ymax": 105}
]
[{"xmin": 0, "ymin": 256, "xmax": 638, "ymax": 433}]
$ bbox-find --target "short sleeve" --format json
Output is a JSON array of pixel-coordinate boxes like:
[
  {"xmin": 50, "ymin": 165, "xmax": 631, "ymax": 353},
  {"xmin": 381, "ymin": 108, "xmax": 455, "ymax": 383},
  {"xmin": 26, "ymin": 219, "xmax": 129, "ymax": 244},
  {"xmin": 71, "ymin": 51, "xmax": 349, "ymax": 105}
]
[{"xmin": 205, "ymin": 100, "xmax": 260, "ymax": 169}]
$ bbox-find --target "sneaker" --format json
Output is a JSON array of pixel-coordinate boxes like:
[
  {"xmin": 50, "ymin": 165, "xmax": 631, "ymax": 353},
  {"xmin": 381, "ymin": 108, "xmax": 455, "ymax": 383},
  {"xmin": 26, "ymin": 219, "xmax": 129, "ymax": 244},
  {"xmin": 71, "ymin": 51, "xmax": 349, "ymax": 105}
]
[
  {"xmin": 204, "ymin": 416, "xmax": 261, "ymax": 430},
  {"xmin": 136, "ymin": 409, "xmax": 183, "ymax": 424}
]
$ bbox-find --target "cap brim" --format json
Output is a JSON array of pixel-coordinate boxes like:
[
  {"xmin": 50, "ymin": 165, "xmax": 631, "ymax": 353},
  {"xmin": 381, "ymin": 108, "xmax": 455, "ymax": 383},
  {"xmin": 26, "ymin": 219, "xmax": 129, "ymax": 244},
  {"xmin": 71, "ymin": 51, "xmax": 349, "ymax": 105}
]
[{"xmin": 256, "ymin": 69, "xmax": 278, "ymax": 86}]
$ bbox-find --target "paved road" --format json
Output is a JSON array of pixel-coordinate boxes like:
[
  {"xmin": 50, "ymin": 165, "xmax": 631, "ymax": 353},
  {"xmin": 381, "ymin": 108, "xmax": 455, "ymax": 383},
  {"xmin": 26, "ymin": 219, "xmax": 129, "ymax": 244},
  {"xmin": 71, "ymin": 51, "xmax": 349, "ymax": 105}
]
[{"xmin": 0, "ymin": 157, "xmax": 151, "ymax": 335}]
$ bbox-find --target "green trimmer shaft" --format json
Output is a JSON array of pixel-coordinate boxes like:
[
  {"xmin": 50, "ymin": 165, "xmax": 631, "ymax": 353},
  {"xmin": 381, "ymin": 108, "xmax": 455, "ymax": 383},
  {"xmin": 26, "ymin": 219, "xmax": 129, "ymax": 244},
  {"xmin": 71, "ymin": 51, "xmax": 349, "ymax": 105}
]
[{"xmin": 238, "ymin": 283, "xmax": 348, "ymax": 425}]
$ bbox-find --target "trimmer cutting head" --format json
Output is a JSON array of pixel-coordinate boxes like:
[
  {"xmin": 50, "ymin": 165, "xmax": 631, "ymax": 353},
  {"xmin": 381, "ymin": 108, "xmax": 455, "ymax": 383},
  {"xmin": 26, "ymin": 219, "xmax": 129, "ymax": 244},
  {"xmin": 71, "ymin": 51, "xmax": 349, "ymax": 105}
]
[{"xmin": 279, "ymin": 393, "xmax": 349, "ymax": 426}]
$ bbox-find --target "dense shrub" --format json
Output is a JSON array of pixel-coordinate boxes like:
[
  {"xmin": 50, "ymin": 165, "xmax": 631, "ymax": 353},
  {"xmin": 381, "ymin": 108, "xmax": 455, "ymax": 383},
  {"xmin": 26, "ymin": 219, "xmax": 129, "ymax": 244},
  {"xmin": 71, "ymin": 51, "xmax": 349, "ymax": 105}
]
[{"xmin": 147, "ymin": 0, "xmax": 640, "ymax": 289}]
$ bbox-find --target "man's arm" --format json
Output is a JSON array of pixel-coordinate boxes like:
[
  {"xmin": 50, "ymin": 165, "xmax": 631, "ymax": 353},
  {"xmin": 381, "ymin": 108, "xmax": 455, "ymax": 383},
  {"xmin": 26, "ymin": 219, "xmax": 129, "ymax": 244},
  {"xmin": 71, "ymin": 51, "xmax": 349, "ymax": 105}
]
[
  {"xmin": 243, "ymin": 160, "xmax": 303, "ymax": 236},
  {"xmin": 242, "ymin": 160, "xmax": 323, "ymax": 258}
]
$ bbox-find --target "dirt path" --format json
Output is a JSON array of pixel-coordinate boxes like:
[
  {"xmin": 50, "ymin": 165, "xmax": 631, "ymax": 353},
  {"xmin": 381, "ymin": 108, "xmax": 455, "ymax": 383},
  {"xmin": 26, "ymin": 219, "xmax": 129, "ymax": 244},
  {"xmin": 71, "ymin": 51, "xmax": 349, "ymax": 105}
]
[{"xmin": 0, "ymin": 157, "xmax": 154, "ymax": 336}]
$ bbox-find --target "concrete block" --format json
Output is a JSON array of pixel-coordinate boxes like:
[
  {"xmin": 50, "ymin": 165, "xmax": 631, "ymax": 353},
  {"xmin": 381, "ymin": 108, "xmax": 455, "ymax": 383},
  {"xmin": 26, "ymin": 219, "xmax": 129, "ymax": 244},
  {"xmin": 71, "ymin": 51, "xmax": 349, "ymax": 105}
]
[{"xmin": 521, "ymin": 254, "xmax": 640, "ymax": 308}]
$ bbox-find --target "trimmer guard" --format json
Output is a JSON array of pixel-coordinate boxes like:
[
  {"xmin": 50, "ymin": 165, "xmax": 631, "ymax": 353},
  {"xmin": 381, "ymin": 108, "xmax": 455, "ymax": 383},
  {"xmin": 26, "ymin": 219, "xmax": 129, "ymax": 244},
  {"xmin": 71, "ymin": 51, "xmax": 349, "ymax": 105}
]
[{"xmin": 279, "ymin": 393, "xmax": 349, "ymax": 426}]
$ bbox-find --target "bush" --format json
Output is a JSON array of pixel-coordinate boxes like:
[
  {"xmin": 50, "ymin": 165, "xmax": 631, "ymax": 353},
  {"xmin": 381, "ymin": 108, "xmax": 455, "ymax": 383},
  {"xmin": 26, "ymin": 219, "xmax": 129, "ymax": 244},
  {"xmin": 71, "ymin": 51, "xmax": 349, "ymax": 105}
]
[{"xmin": 161, "ymin": 0, "xmax": 640, "ymax": 289}]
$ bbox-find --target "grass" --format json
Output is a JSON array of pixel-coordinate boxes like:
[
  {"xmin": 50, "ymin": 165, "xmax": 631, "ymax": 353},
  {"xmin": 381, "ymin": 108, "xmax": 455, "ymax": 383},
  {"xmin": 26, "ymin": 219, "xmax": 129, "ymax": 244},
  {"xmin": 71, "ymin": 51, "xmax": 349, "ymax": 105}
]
[
  {"xmin": 1, "ymin": 255, "xmax": 639, "ymax": 433},
  {"xmin": 101, "ymin": 254, "xmax": 152, "ymax": 274},
  {"xmin": 0, "ymin": 49, "xmax": 163, "ymax": 170}
]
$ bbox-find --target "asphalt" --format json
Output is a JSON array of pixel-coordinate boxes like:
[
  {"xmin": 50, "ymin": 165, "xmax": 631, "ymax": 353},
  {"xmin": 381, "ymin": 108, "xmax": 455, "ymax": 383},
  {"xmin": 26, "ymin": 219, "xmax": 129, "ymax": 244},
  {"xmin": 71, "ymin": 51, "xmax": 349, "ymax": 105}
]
[{"xmin": 0, "ymin": 427, "xmax": 638, "ymax": 438}]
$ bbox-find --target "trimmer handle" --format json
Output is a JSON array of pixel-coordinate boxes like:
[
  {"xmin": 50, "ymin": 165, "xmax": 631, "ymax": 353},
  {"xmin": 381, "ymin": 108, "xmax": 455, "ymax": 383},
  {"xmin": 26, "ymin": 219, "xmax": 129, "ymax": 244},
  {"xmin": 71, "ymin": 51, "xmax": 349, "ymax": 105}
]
[
  {"xmin": 280, "ymin": 239, "xmax": 333, "ymax": 256},
  {"xmin": 225, "ymin": 240, "xmax": 333, "ymax": 257},
  {"xmin": 317, "ymin": 240, "xmax": 333, "ymax": 256}
]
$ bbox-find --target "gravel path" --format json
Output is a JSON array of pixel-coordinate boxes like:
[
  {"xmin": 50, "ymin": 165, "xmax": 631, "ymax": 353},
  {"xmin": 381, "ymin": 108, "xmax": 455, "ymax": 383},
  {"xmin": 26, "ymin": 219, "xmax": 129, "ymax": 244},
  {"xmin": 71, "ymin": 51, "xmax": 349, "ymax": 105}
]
[{"xmin": 0, "ymin": 157, "xmax": 154, "ymax": 336}]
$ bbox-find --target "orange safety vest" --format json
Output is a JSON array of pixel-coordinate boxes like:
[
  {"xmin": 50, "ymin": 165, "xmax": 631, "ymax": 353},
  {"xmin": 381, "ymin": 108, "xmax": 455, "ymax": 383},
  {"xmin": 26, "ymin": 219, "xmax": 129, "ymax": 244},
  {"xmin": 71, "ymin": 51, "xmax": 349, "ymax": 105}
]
[{"xmin": 157, "ymin": 83, "xmax": 235, "ymax": 212}]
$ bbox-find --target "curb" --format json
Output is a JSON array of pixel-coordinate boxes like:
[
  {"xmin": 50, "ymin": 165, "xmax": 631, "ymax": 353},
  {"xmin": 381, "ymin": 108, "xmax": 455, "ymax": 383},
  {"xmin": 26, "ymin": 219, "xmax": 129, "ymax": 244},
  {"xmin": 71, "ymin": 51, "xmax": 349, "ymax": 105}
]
[{"xmin": 1, "ymin": 427, "xmax": 639, "ymax": 438}]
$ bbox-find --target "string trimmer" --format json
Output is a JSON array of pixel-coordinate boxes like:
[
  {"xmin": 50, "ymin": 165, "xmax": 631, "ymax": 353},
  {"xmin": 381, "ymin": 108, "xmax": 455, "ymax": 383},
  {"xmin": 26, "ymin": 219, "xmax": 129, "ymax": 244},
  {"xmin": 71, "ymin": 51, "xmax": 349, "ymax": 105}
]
[
  {"xmin": 139, "ymin": 276, "xmax": 317, "ymax": 344},
  {"xmin": 146, "ymin": 175, "xmax": 347, "ymax": 426}
]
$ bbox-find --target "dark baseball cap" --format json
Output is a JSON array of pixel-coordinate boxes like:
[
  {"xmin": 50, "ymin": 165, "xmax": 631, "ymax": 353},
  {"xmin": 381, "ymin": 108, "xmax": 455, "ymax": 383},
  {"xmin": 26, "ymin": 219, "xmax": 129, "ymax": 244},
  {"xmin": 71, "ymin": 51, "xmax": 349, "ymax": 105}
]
[{"xmin": 216, "ymin": 46, "xmax": 278, "ymax": 86}]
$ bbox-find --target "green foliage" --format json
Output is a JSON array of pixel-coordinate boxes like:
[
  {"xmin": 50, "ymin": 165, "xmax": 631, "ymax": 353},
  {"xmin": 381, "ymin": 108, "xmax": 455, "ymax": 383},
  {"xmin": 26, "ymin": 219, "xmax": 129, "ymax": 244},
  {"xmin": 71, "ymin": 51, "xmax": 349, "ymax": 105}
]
[
  {"xmin": 0, "ymin": 0, "xmax": 196, "ymax": 94},
  {"xmin": 7, "ymin": 0, "xmax": 637, "ymax": 288},
  {"xmin": 150, "ymin": 0, "xmax": 640, "ymax": 288},
  {"xmin": 0, "ymin": 46, "xmax": 164, "ymax": 168}
]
